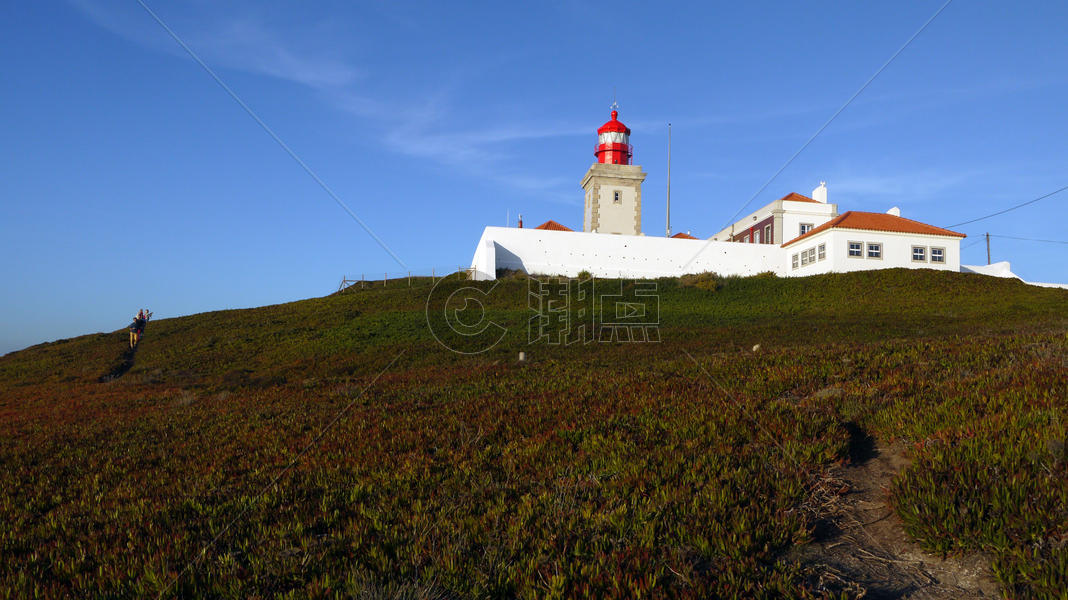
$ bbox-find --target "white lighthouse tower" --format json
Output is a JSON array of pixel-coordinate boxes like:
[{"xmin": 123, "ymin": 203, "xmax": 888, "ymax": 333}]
[{"xmin": 581, "ymin": 106, "xmax": 647, "ymax": 235}]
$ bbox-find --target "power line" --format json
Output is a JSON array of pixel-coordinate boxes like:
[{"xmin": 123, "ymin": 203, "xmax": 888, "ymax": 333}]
[
  {"xmin": 717, "ymin": 0, "xmax": 954, "ymax": 231},
  {"xmin": 988, "ymin": 234, "xmax": 1068, "ymax": 245},
  {"xmin": 947, "ymin": 184, "xmax": 1068, "ymax": 228},
  {"xmin": 136, "ymin": 0, "xmax": 408, "ymax": 270},
  {"xmin": 960, "ymin": 233, "xmax": 1068, "ymax": 250},
  {"xmin": 681, "ymin": 0, "xmax": 954, "ymax": 270}
]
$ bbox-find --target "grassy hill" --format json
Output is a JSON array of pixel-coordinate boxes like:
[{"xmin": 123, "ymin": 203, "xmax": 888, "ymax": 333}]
[{"xmin": 1, "ymin": 270, "xmax": 1065, "ymax": 598}]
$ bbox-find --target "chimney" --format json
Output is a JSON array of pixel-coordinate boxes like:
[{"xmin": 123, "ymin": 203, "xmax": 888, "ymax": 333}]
[
  {"xmin": 886, "ymin": 206, "xmax": 901, "ymax": 217},
  {"xmin": 518, "ymin": 214, "xmax": 523, "ymax": 228},
  {"xmin": 812, "ymin": 181, "xmax": 827, "ymax": 203}
]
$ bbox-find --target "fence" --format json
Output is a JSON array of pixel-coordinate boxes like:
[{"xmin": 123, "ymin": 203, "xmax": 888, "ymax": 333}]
[{"xmin": 336, "ymin": 266, "xmax": 476, "ymax": 292}]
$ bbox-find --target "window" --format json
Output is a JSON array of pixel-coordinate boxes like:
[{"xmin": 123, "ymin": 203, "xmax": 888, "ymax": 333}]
[
  {"xmin": 848, "ymin": 241, "xmax": 863, "ymax": 257},
  {"xmin": 613, "ymin": 191, "xmax": 622, "ymax": 204},
  {"xmin": 931, "ymin": 247, "xmax": 945, "ymax": 263},
  {"xmin": 764, "ymin": 225, "xmax": 772, "ymax": 244},
  {"xmin": 792, "ymin": 253, "xmax": 799, "ymax": 269},
  {"xmin": 754, "ymin": 229, "xmax": 762, "ymax": 244},
  {"xmin": 818, "ymin": 244, "xmax": 826, "ymax": 261},
  {"xmin": 800, "ymin": 223, "xmax": 814, "ymax": 235},
  {"xmin": 912, "ymin": 246, "xmax": 926, "ymax": 262},
  {"xmin": 867, "ymin": 243, "xmax": 882, "ymax": 259},
  {"xmin": 801, "ymin": 247, "xmax": 816, "ymax": 266}
]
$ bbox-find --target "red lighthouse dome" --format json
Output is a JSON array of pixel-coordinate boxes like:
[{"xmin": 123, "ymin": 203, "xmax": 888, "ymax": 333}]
[{"xmin": 595, "ymin": 109, "xmax": 632, "ymax": 165}]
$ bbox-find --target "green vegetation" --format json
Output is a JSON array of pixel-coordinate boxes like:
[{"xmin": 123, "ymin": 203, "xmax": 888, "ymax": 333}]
[
  {"xmin": 0, "ymin": 269, "xmax": 1065, "ymax": 598},
  {"xmin": 678, "ymin": 271, "xmax": 722, "ymax": 291}
]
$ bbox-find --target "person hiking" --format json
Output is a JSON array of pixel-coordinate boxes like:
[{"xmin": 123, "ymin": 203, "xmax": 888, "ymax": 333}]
[
  {"xmin": 129, "ymin": 316, "xmax": 142, "ymax": 348},
  {"xmin": 129, "ymin": 310, "xmax": 150, "ymax": 347},
  {"xmin": 137, "ymin": 310, "xmax": 151, "ymax": 343}
]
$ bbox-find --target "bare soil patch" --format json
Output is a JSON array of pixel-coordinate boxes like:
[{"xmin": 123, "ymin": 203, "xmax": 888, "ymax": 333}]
[
  {"xmin": 98, "ymin": 345, "xmax": 137, "ymax": 382},
  {"xmin": 799, "ymin": 427, "xmax": 999, "ymax": 599}
]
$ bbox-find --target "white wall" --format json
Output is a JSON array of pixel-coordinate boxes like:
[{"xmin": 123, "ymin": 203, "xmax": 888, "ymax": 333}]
[
  {"xmin": 470, "ymin": 227, "xmax": 783, "ymax": 280},
  {"xmin": 472, "ymin": 227, "xmax": 967, "ymax": 282},
  {"xmin": 780, "ymin": 201, "xmax": 837, "ymax": 244},
  {"xmin": 785, "ymin": 229, "xmax": 962, "ymax": 277},
  {"xmin": 960, "ymin": 262, "xmax": 1068, "ymax": 289},
  {"xmin": 782, "ymin": 236, "xmax": 835, "ymax": 276}
]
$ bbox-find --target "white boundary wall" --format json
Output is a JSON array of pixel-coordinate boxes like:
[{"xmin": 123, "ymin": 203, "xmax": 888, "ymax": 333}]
[
  {"xmin": 469, "ymin": 227, "xmax": 1068, "ymax": 287},
  {"xmin": 962, "ymin": 261, "xmax": 1068, "ymax": 289},
  {"xmin": 470, "ymin": 227, "xmax": 783, "ymax": 280}
]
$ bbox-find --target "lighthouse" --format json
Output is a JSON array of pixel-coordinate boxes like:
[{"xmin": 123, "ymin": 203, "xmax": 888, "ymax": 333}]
[
  {"xmin": 581, "ymin": 106, "xmax": 647, "ymax": 235},
  {"xmin": 595, "ymin": 109, "xmax": 632, "ymax": 165}
]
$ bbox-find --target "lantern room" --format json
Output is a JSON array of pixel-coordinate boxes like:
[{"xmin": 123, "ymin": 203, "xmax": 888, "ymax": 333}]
[{"xmin": 595, "ymin": 109, "xmax": 632, "ymax": 165}]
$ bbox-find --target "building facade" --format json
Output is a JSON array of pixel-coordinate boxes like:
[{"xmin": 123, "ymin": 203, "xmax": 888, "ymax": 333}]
[
  {"xmin": 711, "ymin": 185, "xmax": 837, "ymax": 245},
  {"xmin": 469, "ymin": 108, "xmax": 968, "ymax": 281},
  {"xmin": 782, "ymin": 211, "xmax": 965, "ymax": 275}
]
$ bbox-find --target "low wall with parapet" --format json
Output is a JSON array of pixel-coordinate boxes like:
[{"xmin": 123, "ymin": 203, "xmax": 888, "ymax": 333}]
[{"xmin": 469, "ymin": 227, "xmax": 785, "ymax": 280}]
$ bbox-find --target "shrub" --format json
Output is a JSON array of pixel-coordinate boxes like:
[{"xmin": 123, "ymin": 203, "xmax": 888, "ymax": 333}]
[{"xmin": 679, "ymin": 271, "xmax": 720, "ymax": 291}]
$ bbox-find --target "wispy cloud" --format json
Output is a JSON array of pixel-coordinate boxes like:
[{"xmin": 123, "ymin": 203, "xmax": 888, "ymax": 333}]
[
  {"xmin": 70, "ymin": 0, "xmax": 360, "ymax": 89},
  {"xmin": 200, "ymin": 19, "xmax": 360, "ymax": 89},
  {"xmin": 830, "ymin": 169, "xmax": 980, "ymax": 204},
  {"xmin": 71, "ymin": 0, "xmax": 586, "ymax": 202}
]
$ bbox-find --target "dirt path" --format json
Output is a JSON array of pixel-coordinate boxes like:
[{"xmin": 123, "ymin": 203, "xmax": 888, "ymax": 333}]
[
  {"xmin": 98, "ymin": 344, "xmax": 138, "ymax": 383},
  {"xmin": 800, "ymin": 426, "xmax": 999, "ymax": 599}
]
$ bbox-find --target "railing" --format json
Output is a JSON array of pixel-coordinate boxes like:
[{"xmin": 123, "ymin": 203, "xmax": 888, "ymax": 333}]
[
  {"xmin": 336, "ymin": 266, "xmax": 476, "ymax": 292},
  {"xmin": 593, "ymin": 143, "xmax": 634, "ymax": 160}
]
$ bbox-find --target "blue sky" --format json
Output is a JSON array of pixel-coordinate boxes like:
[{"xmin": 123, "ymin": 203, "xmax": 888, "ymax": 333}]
[{"xmin": 2, "ymin": 1, "xmax": 1066, "ymax": 355}]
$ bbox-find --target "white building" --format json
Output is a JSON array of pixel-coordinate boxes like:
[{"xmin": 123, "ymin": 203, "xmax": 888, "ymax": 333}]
[
  {"xmin": 711, "ymin": 184, "xmax": 837, "ymax": 245},
  {"xmin": 469, "ymin": 109, "xmax": 967, "ymax": 281},
  {"xmin": 782, "ymin": 210, "xmax": 964, "ymax": 275}
]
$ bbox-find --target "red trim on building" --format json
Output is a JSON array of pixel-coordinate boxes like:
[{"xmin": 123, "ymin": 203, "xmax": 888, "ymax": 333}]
[
  {"xmin": 597, "ymin": 110, "xmax": 631, "ymax": 135},
  {"xmin": 595, "ymin": 109, "xmax": 633, "ymax": 165},
  {"xmin": 731, "ymin": 215, "xmax": 775, "ymax": 243}
]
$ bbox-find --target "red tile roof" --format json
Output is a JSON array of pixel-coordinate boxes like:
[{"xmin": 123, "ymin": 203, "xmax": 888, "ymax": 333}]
[
  {"xmin": 783, "ymin": 211, "xmax": 967, "ymax": 247},
  {"xmin": 534, "ymin": 219, "xmax": 573, "ymax": 232},
  {"xmin": 779, "ymin": 192, "xmax": 820, "ymax": 204},
  {"xmin": 670, "ymin": 232, "xmax": 698, "ymax": 239}
]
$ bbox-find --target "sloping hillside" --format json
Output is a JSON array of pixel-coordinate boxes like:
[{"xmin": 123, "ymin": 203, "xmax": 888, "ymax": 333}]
[{"xmin": 1, "ymin": 270, "xmax": 1065, "ymax": 598}]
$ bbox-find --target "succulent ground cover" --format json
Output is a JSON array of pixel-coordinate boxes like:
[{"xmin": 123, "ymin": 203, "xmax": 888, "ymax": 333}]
[{"xmin": 0, "ymin": 269, "xmax": 1065, "ymax": 598}]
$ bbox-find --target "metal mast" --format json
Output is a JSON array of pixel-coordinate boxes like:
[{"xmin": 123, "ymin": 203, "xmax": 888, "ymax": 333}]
[{"xmin": 666, "ymin": 123, "xmax": 672, "ymax": 237}]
